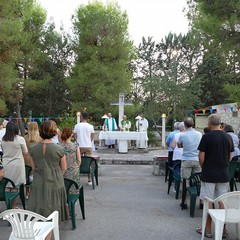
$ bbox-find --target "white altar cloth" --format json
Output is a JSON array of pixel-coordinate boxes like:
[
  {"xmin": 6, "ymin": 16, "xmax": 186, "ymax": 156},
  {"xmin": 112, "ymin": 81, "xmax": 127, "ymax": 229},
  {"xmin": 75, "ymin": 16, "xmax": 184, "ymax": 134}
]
[{"xmin": 99, "ymin": 131, "xmax": 148, "ymax": 153}]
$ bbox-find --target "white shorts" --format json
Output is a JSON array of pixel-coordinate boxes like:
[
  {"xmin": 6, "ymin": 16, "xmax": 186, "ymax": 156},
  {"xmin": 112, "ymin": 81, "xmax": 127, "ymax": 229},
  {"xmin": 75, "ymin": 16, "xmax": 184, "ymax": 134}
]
[{"xmin": 200, "ymin": 181, "xmax": 229, "ymax": 200}]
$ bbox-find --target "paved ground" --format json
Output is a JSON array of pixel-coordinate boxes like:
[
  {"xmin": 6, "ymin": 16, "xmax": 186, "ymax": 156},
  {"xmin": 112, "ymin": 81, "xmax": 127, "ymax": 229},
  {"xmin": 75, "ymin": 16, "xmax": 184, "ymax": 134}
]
[
  {"xmin": 95, "ymin": 147, "xmax": 168, "ymax": 165},
  {"xmin": 0, "ymin": 151, "xmax": 239, "ymax": 240}
]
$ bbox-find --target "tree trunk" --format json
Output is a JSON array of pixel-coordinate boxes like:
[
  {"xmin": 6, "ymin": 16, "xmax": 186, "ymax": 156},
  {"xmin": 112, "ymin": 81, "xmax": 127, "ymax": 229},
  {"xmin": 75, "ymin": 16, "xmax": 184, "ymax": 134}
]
[{"xmin": 16, "ymin": 101, "xmax": 25, "ymax": 136}]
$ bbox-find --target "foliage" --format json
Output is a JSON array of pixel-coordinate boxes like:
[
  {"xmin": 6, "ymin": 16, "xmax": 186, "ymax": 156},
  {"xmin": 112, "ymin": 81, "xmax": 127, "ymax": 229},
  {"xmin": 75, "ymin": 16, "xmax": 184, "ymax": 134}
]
[
  {"xmin": 186, "ymin": 0, "xmax": 240, "ymax": 104},
  {"xmin": 68, "ymin": 1, "xmax": 135, "ymax": 116},
  {"xmin": 131, "ymin": 33, "xmax": 203, "ymax": 126},
  {"xmin": 58, "ymin": 116, "xmax": 76, "ymax": 131},
  {"xmin": 0, "ymin": 0, "xmax": 23, "ymax": 115},
  {"xmin": 22, "ymin": 23, "xmax": 73, "ymax": 116}
]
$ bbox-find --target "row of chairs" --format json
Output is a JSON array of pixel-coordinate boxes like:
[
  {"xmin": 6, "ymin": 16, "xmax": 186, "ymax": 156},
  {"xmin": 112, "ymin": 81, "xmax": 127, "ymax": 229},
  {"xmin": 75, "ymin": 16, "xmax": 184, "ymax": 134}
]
[
  {"xmin": 0, "ymin": 156, "xmax": 99, "ymax": 231},
  {"xmin": 166, "ymin": 160, "xmax": 240, "ymax": 218}
]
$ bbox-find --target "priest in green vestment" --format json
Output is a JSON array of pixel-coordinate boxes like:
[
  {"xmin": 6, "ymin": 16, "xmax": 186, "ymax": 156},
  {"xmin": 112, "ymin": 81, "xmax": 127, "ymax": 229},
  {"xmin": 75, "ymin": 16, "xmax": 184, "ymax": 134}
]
[{"xmin": 104, "ymin": 113, "xmax": 118, "ymax": 148}]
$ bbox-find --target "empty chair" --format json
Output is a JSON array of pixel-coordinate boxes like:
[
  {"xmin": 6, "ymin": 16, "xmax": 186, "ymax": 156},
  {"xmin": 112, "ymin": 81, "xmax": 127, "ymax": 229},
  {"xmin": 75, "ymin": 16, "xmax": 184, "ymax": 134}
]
[
  {"xmin": 229, "ymin": 161, "xmax": 240, "ymax": 191},
  {"xmin": 0, "ymin": 209, "xmax": 59, "ymax": 240},
  {"xmin": 187, "ymin": 172, "xmax": 201, "ymax": 218},
  {"xmin": 167, "ymin": 162, "xmax": 181, "ymax": 199},
  {"xmin": 64, "ymin": 178, "xmax": 85, "ymax": 230},
  {"xmin": 201, "ymin": 191, "xmax": 240, "ymax": 240},
  {"xmin": 0, "ymin": 177, "xmax": 25, "ymax": 209},
  {"xmin": 80, "ymin": 156, "xmax": 98, "ymax": 190}
]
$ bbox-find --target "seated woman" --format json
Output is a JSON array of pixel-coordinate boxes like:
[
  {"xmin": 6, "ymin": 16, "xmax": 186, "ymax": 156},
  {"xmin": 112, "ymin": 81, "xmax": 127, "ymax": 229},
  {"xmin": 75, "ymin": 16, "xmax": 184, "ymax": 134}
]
[
  {"xmin": 60, "ymin": 127, "xmax": 81, "ymax": 194},
  {"xmin": 2, "ymin": 121, "xmax": 28, "ymax": 208}
]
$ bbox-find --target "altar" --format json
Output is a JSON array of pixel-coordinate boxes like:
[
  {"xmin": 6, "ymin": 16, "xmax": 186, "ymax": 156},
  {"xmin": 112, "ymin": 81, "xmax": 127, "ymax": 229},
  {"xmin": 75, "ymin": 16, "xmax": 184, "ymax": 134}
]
[{"xmin": 99, "ymin": 131, "xmax": 148, "ymax": 153}]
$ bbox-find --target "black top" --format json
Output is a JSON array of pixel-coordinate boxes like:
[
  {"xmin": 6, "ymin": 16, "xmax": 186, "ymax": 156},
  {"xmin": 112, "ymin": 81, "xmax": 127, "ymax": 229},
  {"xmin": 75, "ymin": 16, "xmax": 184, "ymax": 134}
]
[{"xmin": 198, "ymin": 130, "xmax": 234, "ymax": 183}]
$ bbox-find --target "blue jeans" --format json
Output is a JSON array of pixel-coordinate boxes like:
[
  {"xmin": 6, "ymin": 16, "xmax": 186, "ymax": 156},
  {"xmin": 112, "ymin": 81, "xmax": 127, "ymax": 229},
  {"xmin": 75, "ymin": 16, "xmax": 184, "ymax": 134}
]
[{"xmin": 173, "ymin": 160, "xmax": 181, "ymax": 189}]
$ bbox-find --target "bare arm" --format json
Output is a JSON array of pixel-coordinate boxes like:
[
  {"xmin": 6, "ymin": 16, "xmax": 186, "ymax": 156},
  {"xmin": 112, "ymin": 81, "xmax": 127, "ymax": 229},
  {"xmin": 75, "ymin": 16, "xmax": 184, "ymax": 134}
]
[
  {"xmin": 74, "ymin": 133, "xmax": 77, "ymax": 142},
  {"xmin": 199, "ymin": 151, "xmax": 205, "ymax": 167},
  {"xmin": 29, "ymin": 156, "xmax": 35, "ymax": 174},
  {"xmin": 229, "ymin": 152, "xmax": 232, "ymax": 162},
  {"xmin": 60, "ymin": 155, "xmax": 67, "ymax": 175},
  {"xmin": 172, "ymin": 137, "xmax": 177, "ymax": 150},
  {"xmin": 76, "ymin": 147, "xmax": 81, "ymax": 167}
]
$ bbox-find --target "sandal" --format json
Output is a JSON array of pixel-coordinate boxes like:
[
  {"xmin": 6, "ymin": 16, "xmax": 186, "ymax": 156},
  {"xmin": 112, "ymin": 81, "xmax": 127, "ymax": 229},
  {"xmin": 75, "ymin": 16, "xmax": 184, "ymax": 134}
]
[
  {"xmin": 196, "ymin": 227, "xmax": 212, "ymax": 238},
  {"xmin": 222, "ymin": 229, "xmax": 228, "ymax": 239}
]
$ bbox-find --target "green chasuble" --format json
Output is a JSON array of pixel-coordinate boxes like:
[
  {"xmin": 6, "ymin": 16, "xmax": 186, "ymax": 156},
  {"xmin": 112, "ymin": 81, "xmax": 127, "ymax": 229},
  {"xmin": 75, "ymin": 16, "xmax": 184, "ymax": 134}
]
[{"xmin": 106, "ymin": 118, "xmax": 115, "ymax": 131}]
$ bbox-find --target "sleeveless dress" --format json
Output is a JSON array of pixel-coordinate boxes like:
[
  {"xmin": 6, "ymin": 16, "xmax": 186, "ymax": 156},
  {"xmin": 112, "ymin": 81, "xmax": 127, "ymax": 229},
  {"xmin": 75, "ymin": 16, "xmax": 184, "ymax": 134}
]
[
  {"xmin": 2, "ymin": 135, "xmax": 27, "ymax": 186},
  {"xmin": 28, "ymin": 142, "xmax": 68, "ymax": 221},
  {"xmin": 60, "ymin": 142, "xmax": 80, "ymax": 194}
]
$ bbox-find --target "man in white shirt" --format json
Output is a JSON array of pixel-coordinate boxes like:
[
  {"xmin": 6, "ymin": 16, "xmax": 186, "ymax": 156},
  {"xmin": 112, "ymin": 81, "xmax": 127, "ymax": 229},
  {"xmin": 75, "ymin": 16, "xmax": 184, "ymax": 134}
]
[
  {"xmin": 74, "ymin": 112, "xmax": 95, "ymax": 185},
  {"xmin": 136, "ymin": 113, "xmax": 149, "ymax": 148}
]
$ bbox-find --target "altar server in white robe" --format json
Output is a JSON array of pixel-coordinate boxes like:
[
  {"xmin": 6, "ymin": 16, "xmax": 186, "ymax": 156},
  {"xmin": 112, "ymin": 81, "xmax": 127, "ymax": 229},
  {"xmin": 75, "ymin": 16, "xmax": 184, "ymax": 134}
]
[
  {"xmin": 136, "ymin": 113, "xmax": 149, "ymax": 148},
  {"xmin": 104, "ymin": 113, "xmax": 118, "ymax": 148}
]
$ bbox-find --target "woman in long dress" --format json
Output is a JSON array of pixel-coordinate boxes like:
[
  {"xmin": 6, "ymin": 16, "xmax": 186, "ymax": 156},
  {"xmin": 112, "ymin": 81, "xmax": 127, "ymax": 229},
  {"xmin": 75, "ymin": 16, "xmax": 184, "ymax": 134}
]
[
  {"xmin": 60, "ymin": 127, "xmax": 81, "ymax": 194},
  {"xmin": 28, "ymin": 120, "xmax": 69, "ymax": 235},
  {"xmin": 2, "ymin": 121, "xmax": 28, "ymax": 208}
]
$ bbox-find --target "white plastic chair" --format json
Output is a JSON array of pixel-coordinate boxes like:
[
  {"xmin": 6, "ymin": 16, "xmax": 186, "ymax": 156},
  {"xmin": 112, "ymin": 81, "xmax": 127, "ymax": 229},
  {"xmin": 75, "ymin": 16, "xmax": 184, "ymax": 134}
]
[
  {"xmin": 0, "ymin": 209, "xmax": 59, "ymax": 240},
  {"xmin": 201, "ymin": 191, "xmax": 240, "ymax": 240}
]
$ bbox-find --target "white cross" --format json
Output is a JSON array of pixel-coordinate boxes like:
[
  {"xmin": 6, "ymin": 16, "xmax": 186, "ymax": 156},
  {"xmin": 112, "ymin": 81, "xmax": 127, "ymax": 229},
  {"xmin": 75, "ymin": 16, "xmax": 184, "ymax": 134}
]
[{"xmin": 111, "ymin": 93, "xmax": 133, "ymax": 126}]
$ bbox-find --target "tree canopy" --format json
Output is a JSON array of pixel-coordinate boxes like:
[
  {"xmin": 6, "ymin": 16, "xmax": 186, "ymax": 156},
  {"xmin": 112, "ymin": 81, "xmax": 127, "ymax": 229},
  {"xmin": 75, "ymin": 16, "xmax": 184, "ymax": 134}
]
[{"xmin": 68, "ymin": 1, "xmax": 135, "ymax": 116}]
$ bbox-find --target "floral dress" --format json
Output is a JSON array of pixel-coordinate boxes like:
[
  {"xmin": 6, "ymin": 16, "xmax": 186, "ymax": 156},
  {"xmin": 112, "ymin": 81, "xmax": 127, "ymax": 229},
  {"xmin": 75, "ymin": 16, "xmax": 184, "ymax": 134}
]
[{"xmin": 60, "ymin": 142, "xmax": 80, "ymax": 194}]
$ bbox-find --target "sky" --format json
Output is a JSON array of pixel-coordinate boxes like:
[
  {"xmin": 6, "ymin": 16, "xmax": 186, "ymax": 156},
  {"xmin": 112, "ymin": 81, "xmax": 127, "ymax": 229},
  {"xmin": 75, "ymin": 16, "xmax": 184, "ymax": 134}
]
[{"xmin": 38, "ymin": 0, "xmax": 189, "ymax": 45}]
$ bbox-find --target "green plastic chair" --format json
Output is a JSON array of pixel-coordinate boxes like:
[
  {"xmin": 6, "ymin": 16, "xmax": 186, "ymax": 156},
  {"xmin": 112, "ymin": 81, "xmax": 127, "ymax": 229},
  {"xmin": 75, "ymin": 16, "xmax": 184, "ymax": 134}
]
[
  {"xmin": 229, "ymin": 161, "xmax": 240, "ymax": 191},
  {"xmin": 0, "ymin": 177, "xmax": 25, "ymax": 209},
  {"xmin": 167, "ymin": 162, "xmax": 181, "ymax": 199},
  {"xmin": 187, "ymin": 172, "xmax": 201, "ymax": 218},
  {"xmin": 64, "ymin": 178, "xmax": 85, "ymax": 230},
  {"xmin": 80, "ymin": 156, "xmax": 98, "ymax": 190}
]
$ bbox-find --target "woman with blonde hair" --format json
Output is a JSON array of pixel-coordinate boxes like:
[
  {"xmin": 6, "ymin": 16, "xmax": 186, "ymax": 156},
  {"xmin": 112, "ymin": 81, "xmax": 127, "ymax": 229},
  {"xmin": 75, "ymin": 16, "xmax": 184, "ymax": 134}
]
[
  {"xmin": 24, "ymin": 122, "xmax": 42, "ymax": 165},
  {"xmin": 24, "ymin": 122, "xmax": 41, "ymax": 198}
]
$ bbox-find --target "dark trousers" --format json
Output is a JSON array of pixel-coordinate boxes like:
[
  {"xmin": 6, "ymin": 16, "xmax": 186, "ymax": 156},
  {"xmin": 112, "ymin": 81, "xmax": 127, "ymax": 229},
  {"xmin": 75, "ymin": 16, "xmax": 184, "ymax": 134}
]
[{"xmin": 168, "ymin": 151, "xmax": 173, "ymax": 167}]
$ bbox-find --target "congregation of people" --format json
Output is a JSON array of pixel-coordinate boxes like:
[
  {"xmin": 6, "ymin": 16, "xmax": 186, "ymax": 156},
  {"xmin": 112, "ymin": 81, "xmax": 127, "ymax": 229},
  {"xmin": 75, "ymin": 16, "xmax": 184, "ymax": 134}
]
[
  {"xmin": 1, "ymin": 111, "xmax": 240, "ymax": 239},
  {"xmin": 166, "ymin": 114, "xmax": 240, "ymax": 239},
  {"xmin": 0, "ymin": 113, "xmax": 95, "ymax": 239}
]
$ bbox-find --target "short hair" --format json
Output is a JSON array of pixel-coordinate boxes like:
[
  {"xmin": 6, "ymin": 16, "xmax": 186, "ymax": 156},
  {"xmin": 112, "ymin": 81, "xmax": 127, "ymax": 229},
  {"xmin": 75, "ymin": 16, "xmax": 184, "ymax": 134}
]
[
  {"xmin": 81, "ymin": 112, "xmax": 89, "ymax": 120},
  {"xmin": 208, "ymin": 114, "xmax": 221, "ymax": 126},
  {"xmin": 2, "ymin": 121, "xmax": 19, "ymax": 141},
  {"xmin": 61, "ymin": 127, "xmax": 72, "ymax": 141},
  {"xmin": 174, "ymin": 122, "xmax": 180, "ymax": 130},
  {"xmin": 184, "ymin": 117, "xmax": 194, "ymax": 128},
  {"xmin": 223, "ymin": 124, "xmax": 234, "ymax": 133},
  {"xmin": 179, "ymin": 122, "xmax": 185, "ymax": 131},
  {"xmin": 39, "ymin": 120, "xmax": 57, "ymax": 140}
]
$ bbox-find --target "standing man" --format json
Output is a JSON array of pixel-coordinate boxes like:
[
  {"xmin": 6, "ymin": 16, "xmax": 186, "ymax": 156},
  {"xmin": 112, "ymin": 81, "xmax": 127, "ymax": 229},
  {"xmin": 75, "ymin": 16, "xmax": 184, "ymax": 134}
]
[
  {"xmin": 104, "ymin": 113, "xmax": 118, "ymax": 148},
  {"xmin": 74, "ymin": 112, "xmax": 95, "ymax": 185},
  {"xmin": 196, "ymin": 114, "xmax": 234, "ymax": 238},
  {"xmin": 119, "ymin": 115, "xmax": 131, "ymax": 131},
  {"xmin": 177, "ymin": 117, "xmax": 202, "ymax": 209},
  {"xmin": 166, "ymin": 122, "xmax": 180, "ymax": 170},
  {"xmin": 136, "ymin": 113, "xmax": 149, "ymax": 148}
]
